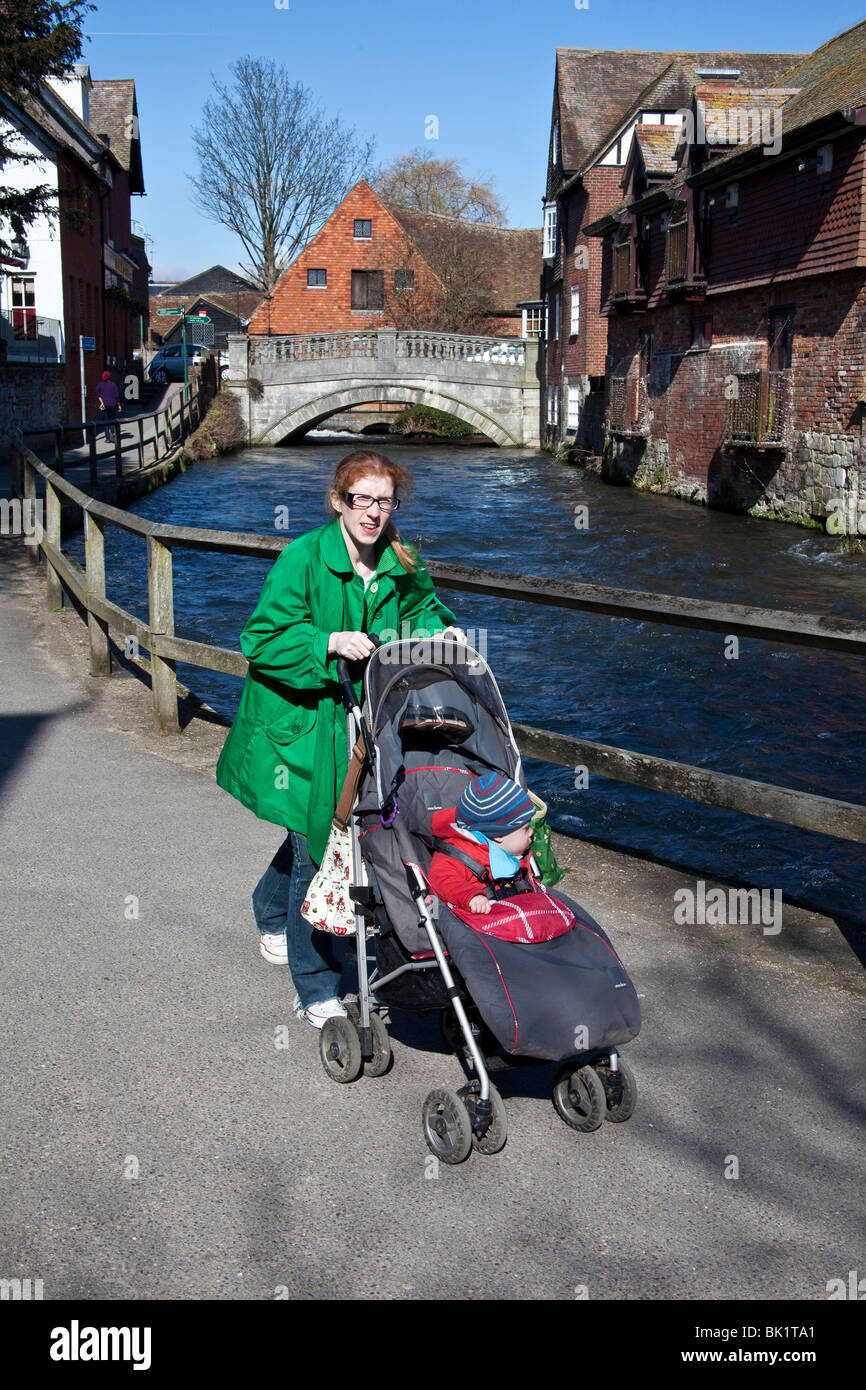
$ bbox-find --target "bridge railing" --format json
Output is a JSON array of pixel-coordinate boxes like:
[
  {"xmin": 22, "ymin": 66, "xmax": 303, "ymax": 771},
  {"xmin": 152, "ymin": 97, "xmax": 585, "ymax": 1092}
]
[
  {"xmin": 249, "ymin": 329, "xmax": 527, "ymax": 368},
  {"xmin": 9, "ymin": 441, "xmax": 866, "ymax": 848}
]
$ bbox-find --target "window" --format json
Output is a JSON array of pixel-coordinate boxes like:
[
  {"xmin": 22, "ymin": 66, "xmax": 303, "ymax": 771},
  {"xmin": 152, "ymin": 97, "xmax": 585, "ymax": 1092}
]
[
  {"xmin": 10, "ymin": 276, "xmax": 36, "ymax": 338},
  {"xmin": 521, "ymin": 305, "xmax": 543, "ymax": 338},
  {"xmin": 768, "ymin": 307, "xmax": 794, "ymax": 371},
  {"xmin": 353, "ymin": 219, "xmax": 372, "ymax": 239},
  {"xmin": 543, "ymin": 202, "xmax": 557, "ymax": 260},
  {"xmin": 570, "ymin": 285, "xmax": 580, "ymax": 337},
  {"xmin": 394, "ymin": 268, "xmax": 415, "ymax": 292},
  {"xmin": 351, "ymin": 269, "xmax": 384, "ymax": 310},
  {"xmin": 691, "ymin": 315, "xmax": 713, "ymax": 349},
  {"xmin": 307, "ymin": 268, "xmax": 327, "ymax": 287},
  {"xmin": 567, "ymin": 384, "xmax": 581, "ymax": 431}
]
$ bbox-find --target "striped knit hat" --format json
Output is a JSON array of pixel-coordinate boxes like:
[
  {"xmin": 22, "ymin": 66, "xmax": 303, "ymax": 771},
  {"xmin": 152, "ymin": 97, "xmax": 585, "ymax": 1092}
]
[{"xmin": 456, "ymin": 773, "xmax": 535, "ymax": 836}]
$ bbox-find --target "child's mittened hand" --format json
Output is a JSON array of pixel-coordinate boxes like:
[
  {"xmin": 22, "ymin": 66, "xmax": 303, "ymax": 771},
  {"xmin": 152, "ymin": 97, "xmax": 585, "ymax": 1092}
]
[{"xmin": 469, "ymin": 894, "xmax": 491, "ymax": 914}]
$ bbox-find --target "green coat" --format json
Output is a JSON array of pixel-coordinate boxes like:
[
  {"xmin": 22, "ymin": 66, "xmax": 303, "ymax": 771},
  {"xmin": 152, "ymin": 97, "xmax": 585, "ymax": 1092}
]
[{"xmin": 215, "ymin": 516, "xmax": 457, "ymax": 865}]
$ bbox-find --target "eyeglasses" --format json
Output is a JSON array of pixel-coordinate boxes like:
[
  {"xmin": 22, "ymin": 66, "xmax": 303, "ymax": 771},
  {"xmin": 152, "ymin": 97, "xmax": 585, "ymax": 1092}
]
[{"xmin": 341, "ymin": 492, "xmax": 400, "ymax": 513}]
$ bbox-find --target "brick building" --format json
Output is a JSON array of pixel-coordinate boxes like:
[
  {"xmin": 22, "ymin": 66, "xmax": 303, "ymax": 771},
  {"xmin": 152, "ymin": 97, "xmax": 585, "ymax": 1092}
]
[
  {"xmin": 248, "ymin": 179, "xmax": 541, "ymax": 339},
  {"xmin": 582, "ymin": 19, "xmax": 866, "ymax": 528},
  {"xmin": 540, "ymin": 46, "xmax": 800, "ymax": 452},
  {"xmin": 0, "ymin": 63, "xmax": 147, "ymax": 430}
]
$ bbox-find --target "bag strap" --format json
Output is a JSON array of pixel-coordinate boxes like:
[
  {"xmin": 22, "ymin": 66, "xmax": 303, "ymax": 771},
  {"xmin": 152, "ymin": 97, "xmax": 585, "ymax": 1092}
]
[{"xmin": 333, "ymin": 731, "xmax": 367, "ymax": 830}]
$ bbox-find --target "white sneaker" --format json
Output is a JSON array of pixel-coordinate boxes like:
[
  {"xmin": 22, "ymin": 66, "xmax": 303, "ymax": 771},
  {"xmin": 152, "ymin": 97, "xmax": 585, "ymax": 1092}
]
[
  {"xmin": 295, "ymin": 996, "xmax": 347, "ymax": 1030},
  {"xmin": 259, "ymin": 932, "xmax": 288, "ymax": 965}
]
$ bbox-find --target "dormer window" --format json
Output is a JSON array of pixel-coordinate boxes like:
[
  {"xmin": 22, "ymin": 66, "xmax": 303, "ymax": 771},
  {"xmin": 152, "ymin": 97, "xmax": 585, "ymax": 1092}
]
[{"xmin": 543, "ymin": 202, "xmax": 557, "ymax": 260}]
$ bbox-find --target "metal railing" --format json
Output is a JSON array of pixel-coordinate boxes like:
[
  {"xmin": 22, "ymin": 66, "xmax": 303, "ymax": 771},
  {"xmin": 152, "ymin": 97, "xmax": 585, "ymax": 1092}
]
[
  {"xmin": 22, "ymin": 382, "xmax": 202, "ymax": 489},
  {"xmin": 725, "ymin": 369, "xmax": 791, "ymax": 447},
  {"xmin": 608, "ymin": 376, "xmax": 649, "ymax": 436},
  {"xmin": 9, "ymin": 441, "xmax": 866, "ymax": 848},
  {"xmin": 0, "ymin": 311, "xmax": 64, "ymax": 362}
]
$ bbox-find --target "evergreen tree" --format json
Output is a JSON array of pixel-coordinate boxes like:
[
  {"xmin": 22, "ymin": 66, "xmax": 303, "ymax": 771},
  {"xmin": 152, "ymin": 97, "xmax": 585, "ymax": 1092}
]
[{"xmin": 0, "ymin": 0, "xmax": 93, "ymax": 251}]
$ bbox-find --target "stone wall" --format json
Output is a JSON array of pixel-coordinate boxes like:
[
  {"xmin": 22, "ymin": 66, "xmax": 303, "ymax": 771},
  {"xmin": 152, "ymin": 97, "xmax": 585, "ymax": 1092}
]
[{"xmin": 0, "ymin": 364, "xmax": 68, "ymax": 460}]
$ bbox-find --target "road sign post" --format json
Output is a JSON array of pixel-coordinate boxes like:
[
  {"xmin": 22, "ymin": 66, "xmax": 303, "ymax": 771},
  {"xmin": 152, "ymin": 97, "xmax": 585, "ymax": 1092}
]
[{"xmin": 79, "ymin": 334, "xmax": 96, "ymax": 426}]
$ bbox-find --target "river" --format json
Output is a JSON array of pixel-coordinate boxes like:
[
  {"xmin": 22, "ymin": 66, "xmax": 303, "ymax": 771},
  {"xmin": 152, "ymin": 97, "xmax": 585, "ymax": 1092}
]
[{"xmin": 65, "ymin": 438, "xmax": 866, "ymax": 925}]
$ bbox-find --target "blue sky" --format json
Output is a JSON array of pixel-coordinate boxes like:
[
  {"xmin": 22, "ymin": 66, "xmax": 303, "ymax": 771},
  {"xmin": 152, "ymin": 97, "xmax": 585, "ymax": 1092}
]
[{"xmin": 80, "ymin": 0, "xmax": 864, "ymax": 281}]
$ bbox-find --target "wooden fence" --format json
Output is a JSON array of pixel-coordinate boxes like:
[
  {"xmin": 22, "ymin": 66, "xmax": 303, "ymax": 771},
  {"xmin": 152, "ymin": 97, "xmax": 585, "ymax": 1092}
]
[
  {"xmin": 10, "ymin": 440, "xmax": 866, "ymax": 847},
  {"xmin": 22, "ymin": 380, "xmax": 201, "ymax": 490}
]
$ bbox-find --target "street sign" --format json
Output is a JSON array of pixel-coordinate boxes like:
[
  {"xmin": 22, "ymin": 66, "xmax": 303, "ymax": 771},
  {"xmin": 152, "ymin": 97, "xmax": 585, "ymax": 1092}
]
[
  {"xmin": 157, "ymin": 307, "xmax": 183, "ymax": 316},
  {"xmin": 80, "ymin": 335, "xmax": 96, "ymax": 351},
  {"xmin": 184, "ymin": 315, "xmax": 210, "ymax": 323}
]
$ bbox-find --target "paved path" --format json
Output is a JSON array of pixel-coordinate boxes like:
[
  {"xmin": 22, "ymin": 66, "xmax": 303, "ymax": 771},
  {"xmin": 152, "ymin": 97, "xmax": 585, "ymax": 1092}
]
[
  {"xmin": 0, "ymin": 538, "xmax": 863, "ymax": 1300},
  {"xmin": 23, "ymin": 382, "xmax": 186, "ymax": 490}
]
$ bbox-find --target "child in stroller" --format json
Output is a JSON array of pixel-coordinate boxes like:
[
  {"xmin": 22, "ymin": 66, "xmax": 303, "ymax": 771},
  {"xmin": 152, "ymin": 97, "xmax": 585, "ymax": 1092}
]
[{"xmin": 316, "ymin": 634, "xmax": 641, "ymax": 1165}]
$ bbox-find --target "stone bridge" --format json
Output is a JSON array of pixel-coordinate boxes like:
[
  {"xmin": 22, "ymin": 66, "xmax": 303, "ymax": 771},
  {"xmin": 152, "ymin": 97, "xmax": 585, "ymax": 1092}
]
[{"xmin": 225, "ymin": 329, "xmax": 541, "ymax": 447}]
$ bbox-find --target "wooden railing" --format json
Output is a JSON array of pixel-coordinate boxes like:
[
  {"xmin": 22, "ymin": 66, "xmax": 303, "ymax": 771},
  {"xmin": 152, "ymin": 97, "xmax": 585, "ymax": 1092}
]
[
  {"xmin": 613, "ymin": 242, "xmax": 632, "ymax": 299},
  {"xmin": 22, "ymin": 381, "xmax": 201, "ymax": 489},
  {"xmin": 10, "ymin": 442, "xmax": 866, "ymax": 847}
]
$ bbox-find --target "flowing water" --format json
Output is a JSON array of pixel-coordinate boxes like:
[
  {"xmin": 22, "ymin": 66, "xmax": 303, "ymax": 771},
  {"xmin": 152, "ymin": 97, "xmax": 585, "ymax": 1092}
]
[{"xmin": 65, "ymin": 439, "xmax": 866, "ymax": 924}]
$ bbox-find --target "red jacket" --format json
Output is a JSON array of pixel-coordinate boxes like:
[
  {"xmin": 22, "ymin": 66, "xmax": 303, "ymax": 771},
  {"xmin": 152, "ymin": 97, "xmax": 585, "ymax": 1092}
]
[{"xmin": 426, "ymin": 806, "xmax": 535, "ymax": 910}]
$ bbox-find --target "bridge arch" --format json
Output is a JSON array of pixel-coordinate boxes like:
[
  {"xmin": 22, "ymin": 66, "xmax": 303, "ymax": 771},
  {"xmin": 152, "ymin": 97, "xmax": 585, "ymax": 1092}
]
[{"xmin": 254, "ymin": 383, "xmax": 518, "ymax": 447}]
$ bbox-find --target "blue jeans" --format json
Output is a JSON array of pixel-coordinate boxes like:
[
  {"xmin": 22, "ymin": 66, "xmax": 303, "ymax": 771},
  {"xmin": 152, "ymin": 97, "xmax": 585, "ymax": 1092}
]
[{"xmin": 252, "ymin": 830, "xmax": 344, "ymax": 1009}]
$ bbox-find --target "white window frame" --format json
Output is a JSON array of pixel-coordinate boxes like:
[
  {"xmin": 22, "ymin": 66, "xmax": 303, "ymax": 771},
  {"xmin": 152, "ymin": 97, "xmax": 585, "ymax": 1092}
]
[
  {"xmin": 543, "ymin": 202, "xmax": 557, "ymax": 260},
  {"xmin": 567, "ymin": 383, "xmax": 581, "ymax": 431},
  {"xmin": 571, "ymin": 285, "xmax": 580, "ymax": 337}
]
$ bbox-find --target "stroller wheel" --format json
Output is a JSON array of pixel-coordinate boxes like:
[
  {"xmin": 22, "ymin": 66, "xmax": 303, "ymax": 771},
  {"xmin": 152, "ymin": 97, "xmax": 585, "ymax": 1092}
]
[
  {"xmin": 552, "ymin": 1063, "xmax": 606, "ymax": 1133},
  {"xmin": 458, "ymin": 1081, "xmax": 507, "ymax": 1155},
  {"xmin": 421, "ymin": 1089, "xmax": 472, "ymax": 1164},
  {"xmin": 596, "ymin": 1057, "xmax": 637, "ymax": 1123},
  {"xmin": 320, "ymin": 1017, "xmax": 363, "ymax": 1084},
  {"xmin": 364, "ymin": 1012, "xmax": 393, "ymax": 1078}
]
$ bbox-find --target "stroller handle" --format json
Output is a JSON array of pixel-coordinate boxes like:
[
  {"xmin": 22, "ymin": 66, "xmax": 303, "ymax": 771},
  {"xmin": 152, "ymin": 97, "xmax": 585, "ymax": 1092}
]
[{"xmin": 336, "ymin": 633, "xmax": 381, "ymax": 712}]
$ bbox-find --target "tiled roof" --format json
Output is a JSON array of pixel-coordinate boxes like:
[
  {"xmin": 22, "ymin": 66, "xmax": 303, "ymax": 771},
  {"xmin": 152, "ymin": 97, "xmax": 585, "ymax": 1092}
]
[
  {"xmin": 633, "ymin": 124, "xmax": 681, "ymax": 174},
  {"xmin": 167, "ymin": 265, "xmax": 261, "ymax": 297},
  {"xmin": 191, "ymin": 291, "xmax": 265, "ymax": 320},
  {"xmin": 695, "ymin": 86, "xmax": 795, "ymax": 146},
  {"xmin": 556, "ymin": 47, "xmax": 803, "ymax": 175},
  {"xmin": 386, "ymin": 204, "xmax": 542, "ymax": 310},
  {"xmin": 89, "ymin": 79, "xmax": 144, "ymax": 192},
  {"xmin": 767, "ymin": 19, "xmax": 866, "ymax": 136}
]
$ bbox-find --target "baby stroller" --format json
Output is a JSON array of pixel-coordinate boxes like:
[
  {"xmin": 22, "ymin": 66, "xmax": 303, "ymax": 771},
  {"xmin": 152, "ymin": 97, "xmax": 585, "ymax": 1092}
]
[{"xmin": 320, "ymin": 634, "xmax": 641, "ymax": 1164}]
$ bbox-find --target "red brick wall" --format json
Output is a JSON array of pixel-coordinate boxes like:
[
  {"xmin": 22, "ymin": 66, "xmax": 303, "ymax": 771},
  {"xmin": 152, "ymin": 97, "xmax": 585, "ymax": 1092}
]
[
  {"xmin": 605, "ymin": 267, "xmax": 866, "ymax": 490},
  {"xmin": 547, "ymin": 166, "xmax": 624, "ymax": 388},
  {"xmin": 58, "ymin": 155, "xmax": 104, "ymax": 420},
  {"xmin": 249, "ymin": 181, "xmax": 442, "ymax": 336}
]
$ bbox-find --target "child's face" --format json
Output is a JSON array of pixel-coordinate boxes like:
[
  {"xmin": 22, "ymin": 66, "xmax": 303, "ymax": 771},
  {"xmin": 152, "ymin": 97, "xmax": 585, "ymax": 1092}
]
[{"xmin": 493, "ymin": 821, "xmax": 534, "ymax": 857}]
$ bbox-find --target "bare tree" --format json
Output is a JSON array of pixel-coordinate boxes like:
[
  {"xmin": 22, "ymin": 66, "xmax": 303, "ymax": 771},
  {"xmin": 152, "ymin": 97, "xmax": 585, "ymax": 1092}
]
[
  {"xmin": 372, "ymin": 148, "xmax": 506, "ymax": 225},
  {"xmin": 369, "ymin": 216, "xmax": 503, "ymax": 335},
  {"xmin": 191, "ymin": 58, "xmax": 375, "ymax": 293}
]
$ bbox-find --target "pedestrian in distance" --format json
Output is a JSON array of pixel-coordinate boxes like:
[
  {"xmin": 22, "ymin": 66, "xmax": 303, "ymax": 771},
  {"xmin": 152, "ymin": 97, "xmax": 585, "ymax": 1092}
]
[
  {"xmin": 215, "ymin": 450, "xmax": 467, "ymax": 1028},
  {"xmin": 95, "ymin": 370, "xmax": 121, "ymax": 443}
]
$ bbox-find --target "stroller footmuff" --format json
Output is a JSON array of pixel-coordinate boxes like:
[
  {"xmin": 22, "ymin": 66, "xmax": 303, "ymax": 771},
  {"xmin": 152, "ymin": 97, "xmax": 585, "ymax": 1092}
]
[{"xmin": 323, "ymin": 636, "xmax": 642, "ymax": 1164}]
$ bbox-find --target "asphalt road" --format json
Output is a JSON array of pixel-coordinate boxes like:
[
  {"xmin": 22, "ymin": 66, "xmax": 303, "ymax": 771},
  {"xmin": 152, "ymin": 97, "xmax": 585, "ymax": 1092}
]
[{"xmin": 1, "ymin": 537, "xmax": 864, "ymax": 1300}]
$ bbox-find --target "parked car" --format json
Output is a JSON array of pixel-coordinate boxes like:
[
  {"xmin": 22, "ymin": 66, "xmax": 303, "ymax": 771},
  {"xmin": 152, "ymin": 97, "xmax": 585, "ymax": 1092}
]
[
  {"xmin": 219, "ymin": 348, "xmax": 231, "ymax": 381},
  {"xmin": 147, "ymin": 343, "xmax": 203, "ymax": 383}
]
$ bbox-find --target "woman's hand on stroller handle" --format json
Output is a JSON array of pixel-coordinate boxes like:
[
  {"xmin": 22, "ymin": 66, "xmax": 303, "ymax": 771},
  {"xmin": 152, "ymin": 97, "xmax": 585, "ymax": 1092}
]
[
  {"xmin": 328, "ymin": 630, "xmax": 378, "ymax": 661},
  {"xmin": 441, "ymin": 625, "xmax": 467, "ymax": 643}
]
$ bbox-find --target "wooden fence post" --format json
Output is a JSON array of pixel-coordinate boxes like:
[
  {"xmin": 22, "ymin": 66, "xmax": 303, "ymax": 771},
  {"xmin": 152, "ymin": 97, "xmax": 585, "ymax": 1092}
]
[
  {"xmin": 84, "ymin": 507, "xmax": 111, "ymax": 675},
  {"xmin": 22, "ymin": 448, "xmax": 39, "ymax": 566},
  {"xmin": 137, "ymin": 416, "xmax": 145, "ymax": 468},
  {"xmin": 147, "ymin": 534, "xmax": 179, "ymax": 733},
  {"xmin": 114, "ymin": 420, "xmax": 123, "ymax": 476},
  {"xmin": 44, "ymin": 478, "xmax": 62, "ymax": 608}
]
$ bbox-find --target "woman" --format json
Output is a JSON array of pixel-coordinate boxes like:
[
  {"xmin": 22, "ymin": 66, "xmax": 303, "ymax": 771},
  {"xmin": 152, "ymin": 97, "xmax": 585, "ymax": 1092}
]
[{"xmin": 216, "ymin": 450, "xmax": 465, "ymax": 1027}]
